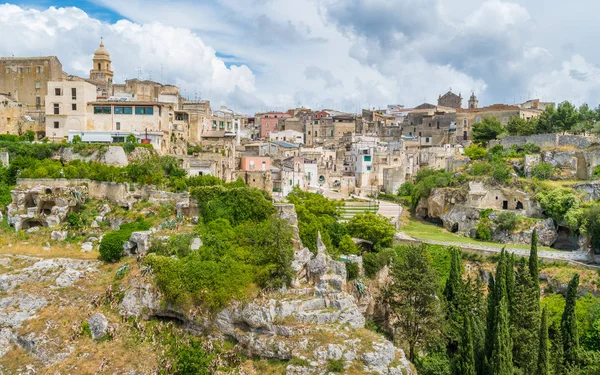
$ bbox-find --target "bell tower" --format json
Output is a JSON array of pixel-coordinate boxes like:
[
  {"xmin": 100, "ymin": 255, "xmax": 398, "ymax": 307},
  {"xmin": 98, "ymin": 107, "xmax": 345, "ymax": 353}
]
[
  {"xmin": 468, "ymin": 92, "xmax": 479, "ymax": 109},
  {"xmin": 90, "ymin": 38, "xmax": 114, "ymax": 84}
]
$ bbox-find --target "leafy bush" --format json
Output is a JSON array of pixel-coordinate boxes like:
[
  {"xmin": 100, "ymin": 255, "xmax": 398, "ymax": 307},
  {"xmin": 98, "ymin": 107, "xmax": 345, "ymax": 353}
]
[
  {"xmin": 123, "ymin": 142, "xmax": 136, "ymax": 153},
  {"xmin": 346, "ymin": 212, "xmax": 396, "ymax": 250},
  {"xmin": 346, "ymin": 262, "xmax": 360, "ymax": 281},
  {"xmin": 476, "ymin": 219, "xmax": 492, "ymax": 241},
  {"xmin": 464, "ymin": 144, "xmax": 487, "ymax": 160},
  {"xmin": 363, "ymin": 249, "xmax": 396, "ymax": 278},
  {"xmin": 326, "ymin": 359, "xmax": 345, "ymax": 373},
  {"xmin": 398, "ymin": 181, "xmax": 415, "ymax": 197},
  {"xmin": 536, "ymin": 188, "xmax": 580, "ymax": 225},
  {"xmin": 71, "ymin": 135, "xmax": 82, "ymax": 144},
  {"xmin": 494, "ymin": 211, "xmax": 519, "ymax": 231},
  {"xmin": 173, "ymin": 338, "xmax": 214, "ymax": 375},
  {"xmin": 469, "ymin": 161, "xmax": 492, "ymax": 176},
  {"xmin": 410, "ymin": 169, "xmax": 458, "ymax": 209},
  {"xmin": 338, "ymin": 234, "xmax": 360, "ymax": 255},
  {"xmin": 491, "ymin": 161, "xmax": 511, "ymax": 182},
  {"xmin": 531, "ymin": 162, "xmax": 555, "ymax": 180},
  {"xmin": 472, "ymin": 117, "xmax": 505, "ymax": 144}
]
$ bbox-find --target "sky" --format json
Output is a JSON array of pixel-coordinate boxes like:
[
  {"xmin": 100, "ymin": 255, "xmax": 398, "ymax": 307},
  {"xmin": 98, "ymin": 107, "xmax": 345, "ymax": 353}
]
[{"xmin": 2, "ymin": 0, "xmax": 600, "ymax": 114}]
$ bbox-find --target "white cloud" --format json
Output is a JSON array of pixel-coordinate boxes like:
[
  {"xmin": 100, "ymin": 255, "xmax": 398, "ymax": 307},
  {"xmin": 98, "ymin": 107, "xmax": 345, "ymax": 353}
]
[{"xmin": 0, "ymin": 4, "xmax": 259, "ymax": 111}]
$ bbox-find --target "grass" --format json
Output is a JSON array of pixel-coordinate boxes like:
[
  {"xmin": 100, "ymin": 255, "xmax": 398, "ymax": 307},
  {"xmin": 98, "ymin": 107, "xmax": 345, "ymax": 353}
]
[{"xmin": 401, "ymin": 215, "xmax": 561, "ymax": 252}]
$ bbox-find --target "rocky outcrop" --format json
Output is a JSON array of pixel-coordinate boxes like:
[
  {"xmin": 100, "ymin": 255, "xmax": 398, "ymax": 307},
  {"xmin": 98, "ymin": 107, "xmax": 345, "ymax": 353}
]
[
  {"xmin": 7, "ymin": 184, "xmax": 86, "ymax": 231},
  {"xmin": 54, "ymin": 145, "xmax": 130, "ymax": 166},
  {"xmin": 491, "ymin": 215, "xmax": 557, "ymax": 246},
  {"xmin": 574, "ymin": 181, "xmax": 600, "ymax": 202}
]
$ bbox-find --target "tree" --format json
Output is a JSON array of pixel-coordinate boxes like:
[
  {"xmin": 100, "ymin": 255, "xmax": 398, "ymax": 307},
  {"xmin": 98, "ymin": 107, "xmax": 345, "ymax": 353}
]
[
  {"xmin": 506, "ymin": 116, "xmax": 526, "ymax": 136},
  {"xmin": 551, "ymin": 322, "xmax": 565, "ymax": 375},
  {"xmin": 384, "ymin": 245, "xmax": 442, "ymax": 362},
  {"xmin": 529, "ymin": 229, "xmax": 540, "ymax": 299},
  {"xmin": 535, "ymin": 105, "xmax": 557, "ymax": 134},
  {"xmin": 443, "ymin": 247, "xmax": 464, "ymax": 350},
  {"xmin": 472, "ymin": 117, "xmax": 505, "ymax": 144},
  {"xmin": 511, "ymin": 258, "xmax": 539, "ymax": 374},
  {"xmin": 491, "ymin": 296, "xmax": 513, "ymax": 375},
  {"xmin": 455, "ymin": 316, "xmax": 476, "ymax": 375},
  {"xmin": 126, "ymin": 133, "xmax": 137, "ymax": 143},
  {"xmin": 346, "ymin": 212, "xmax": 396, "ymax": 250},
  {"xmin": 71, "ymin": 134, "xmax": 82, "ymax": 144},
  {"xmin": 561, "ymin": 273, "xmax": 580, "ymax": 367},
  {"xmin": 536, "ymin": 188, "xmax": 580, "ymax": 225},
  {"xmin": 537, "ymin": 307, "xmax": 550, "ymax": 375},
  {"xmin": 555, "ymin": 101, "xmax": 578, "ymax": 133}
]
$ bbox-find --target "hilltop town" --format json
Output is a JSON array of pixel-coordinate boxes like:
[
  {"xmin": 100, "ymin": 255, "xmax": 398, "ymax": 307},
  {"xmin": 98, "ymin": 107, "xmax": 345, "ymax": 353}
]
[{"xmin": 2, "ymin": 43, "xmax": 600, "ymax": 375}]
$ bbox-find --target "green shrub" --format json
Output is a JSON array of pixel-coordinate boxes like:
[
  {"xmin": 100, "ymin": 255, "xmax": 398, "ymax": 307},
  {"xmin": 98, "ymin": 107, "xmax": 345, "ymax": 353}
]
[
  {"xmin": 326, "ymin": 359, "xmax": 345, "ymax": 373},
  {"xmin": 464, "ymin": 144, "xmax": 487, "ymax": 160},
  {"xmin": 346, "ymin": 262, "xmax": 360, "ymax": 281},
  {"xmin": 173, "ymin": 338, "xmax": 214, "ymax": 375},
  {"xmin": 494, "ymin": 211, "xmax": 519, "ymax": 231},
  {"xmin": 80, "ymin": 321, "xmax": 92, "ymax": 338},
  {"xmin": 491, "ymin": 161, "xmax": 511, "ymax": 182},
  {"xmin": 531, "ymin": 162, "xmax": 555, "ymax": 180},
  {"xmin": 469, "ymin": 161, "xmax": 492, "ymax": 176},
  {"xmin": 71, "ymin": 135, "xmax": 82, "ymax": 144},
  {"xmin": 123, "ymin": 142, "xmax": 136, "ymax": 153},
  {"xmin": 346, "ymin": 212, "xmax": 396, "ymax": 251},
  {"xmin": 363, "ymin": 249, "xmax": 396, "ymax": 278},
  {"xmin": 476, "ymin": 219, "xmax": 492, "ymax": 241},
  {"xmin": 338, "ymin": 234, "xmax": 360, "ymax": 255},
  {"xmin": 398, "ymin": 181, "xmax": 415, "ymax": 197}
]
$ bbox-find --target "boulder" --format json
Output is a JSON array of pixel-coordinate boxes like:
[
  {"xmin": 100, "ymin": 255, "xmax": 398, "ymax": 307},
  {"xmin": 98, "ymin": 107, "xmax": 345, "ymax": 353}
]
[
  {"xmin": 190, "ymin": 237, "xmax": 202, "ymax": 251},
  {"xmin": 26, "ymin": 226, "xmax": 40, "ymax": 233},
  {"xmin": 91, "ymin": 220, "xmax": 100, "ymax": 228},
  {"xmin": 99, "ymin": 204, "xmax": 111, "ymax": 216},
  {"xmin": 87, "ymin": 313, "xmax": 108, "ymax": 340},
  {"xmin": 129, "ymin": 231, "xmax": 152, "ymax": 255},
  {"xmin": 361, "ymin": 341, "xmax": 396, "ymax": 374},
  {"xmin": 81, "ymin": 242, "xmax": 93, "ymax": 252},
  {"xmin": 50, "ymin": 231, "xmax": 68, "ymax": 241}
]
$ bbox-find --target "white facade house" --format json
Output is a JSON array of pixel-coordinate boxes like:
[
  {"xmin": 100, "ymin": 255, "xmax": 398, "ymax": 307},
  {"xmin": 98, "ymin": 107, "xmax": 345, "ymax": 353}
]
[
  {"xmin": 45, "ymin": 80, "xmax": 97, "ymax": 141},
  {"xmin": 269, "ymin": 130, "xmax": 304, "ymax": 144}
]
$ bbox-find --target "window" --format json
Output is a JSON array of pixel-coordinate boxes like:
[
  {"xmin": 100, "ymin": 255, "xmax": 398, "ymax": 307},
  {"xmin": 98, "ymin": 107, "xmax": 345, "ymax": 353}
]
[
  {"xmin": 71, "ymin": 103, "xmax": 77, "ymax": 111},
  {"xmin": 71, "ymin": 88, "xmax": 77, "ymax": 100},
  {"xmin": 463, "ymin": 119, "xmax": 467, "ymax": 125},
  {"xmin": 308, "ymin": 131, "xmax": 311, "ymax": 135},
  {"xmin": 18, "ymin": 67, "xmax": 23, "ymax": 73},
  {"xmin": 289, "ymin": 179, "xmax": 293, "ymax": 186},
  {"xmin": 426, "ymin": 137, "xmax": 430, "ymax": 143},
  {"xmin": 249, "ymin": 161, "xmax": 255, "ymax": 170},
  {"xmin": 364, "ymin": 155, "xmax": 372, "ymax": 162},
  {"xmin": 36, "ymin": 97, "xmax": 41, "ymax": 108},
  {"xmin": 135, "ymin": 106, "xmax": 153, "ymax": 115},
  {"xmin": 437, "ymin": 121, "xmax": 440, "ymax": 129},
  {"xmin": 53, "ymin": 103, "xmax": 60, "ymax": 115},
  {"xmin": 262, "ymin": 161, "xmax": 266, "ymax": 171},
  {"xmin": 419, "ymin": 132, "xmax": 422, "ymax": 137},
  {"xmin": 116, "ymin": 122, "xmax": 121, "ymax": 130},
  {"xmin": 219, "ymin": 121, "xmax": 224, "ymax": 128},
  {"xmin": 55, "ymin": 88, "xmax": 61, "ymax": 96},
  {"xmin": 94, "ymin": 106, "xmax": 111, "ymax": 114},
  {"xmin": 212, "ymin": 120, "xmax": 217, "ymax": 127},
  {"xmin": 428, "ymin": 123, "xmax": 431, "ymax": 127},
  {"xmin": 35, "ymin": 82, "xmax": 40, "ymax": 89},
  {"xmin": 367, "ymin": 166, "xmax": 372, "ymax": 171},
  {"xmin": 36, "ymin": 66, "xmax": 41, "ymax": 73},
  {"xmin": 227, "ymin": 122, "xmax": 231, "ymax": 129},
  {"xmin": 53, "ymin": 121, "xmax": 59, "ymax": 129},
  {"xmin": 26, "ymin": 67, "xmax": 30, "ymax": 73},
  {"xmin": 98, "ymin": 63, "xmax": 101, "ymax": 70}
]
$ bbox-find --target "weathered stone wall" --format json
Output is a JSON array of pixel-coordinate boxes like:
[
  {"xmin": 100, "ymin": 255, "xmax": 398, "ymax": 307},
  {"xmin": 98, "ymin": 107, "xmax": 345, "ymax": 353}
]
[
  {"xmin": 382, "ymin": 166, "xmax": 405, "ymax": 194},
  {"xmin": 558, "ymin": 135, "xmax": 599, "ymax": 149},
  {"xmin": 0, "ymin": 151, "xmax": 8, "ymax": 167},
  {"xmin": 499, "ymin": 134, "xmax": 558, "ymax": 149}
]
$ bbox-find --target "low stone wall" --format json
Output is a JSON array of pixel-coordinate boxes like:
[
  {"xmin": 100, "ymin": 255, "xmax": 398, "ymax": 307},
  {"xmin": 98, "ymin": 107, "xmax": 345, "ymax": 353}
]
[{"xmin": 499, "ymin": 134, "xmax": 558, "ymax": 149}]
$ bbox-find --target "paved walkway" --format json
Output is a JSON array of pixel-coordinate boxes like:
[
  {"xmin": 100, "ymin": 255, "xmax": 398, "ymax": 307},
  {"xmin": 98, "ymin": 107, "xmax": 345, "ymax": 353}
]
[{"xmin": 396, "ymin": 232, "xmax": 597, "ymax": 268}]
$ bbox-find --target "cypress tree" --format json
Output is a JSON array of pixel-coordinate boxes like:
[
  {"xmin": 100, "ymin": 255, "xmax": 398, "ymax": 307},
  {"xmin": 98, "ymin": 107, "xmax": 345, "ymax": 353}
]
[
  {"xmin": 551, "ymin": 322, "xmax": 565, "ymax": 375},
  {"xmin": 484, "ymin": 275, "xmax": 496, "ymax": 370},
  {"xmin": 444, "ymin": 247, "xmax": 463, "ymax": 308},
  {"xmin": 529, "ymin": 229, "xmax": 540, "ymax": 298},
  {"xmin": 491, "ymin": 296, "xmax": 513, "ymax": 375},
  {"xmin": 511, "ymin": 257, "xmax": 539, "ymax": 373},
  {"xmin": 537, "ymin": 307, "xmax": 549, "ymax": 375},
  {"xmin": 456, "ymin": 315, "xmax": 476, "ymax": 375},
  {"xmin": 561, "ymin": 273, "xmax": 580, "ymax": 366},
  {"xmin": 505, "ymin": 253, "xmax": 515, "ymax": 311}
]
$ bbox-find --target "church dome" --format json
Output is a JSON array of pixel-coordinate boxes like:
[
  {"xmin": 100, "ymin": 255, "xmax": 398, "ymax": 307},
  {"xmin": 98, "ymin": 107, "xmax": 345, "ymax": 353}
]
[{"xmin": 94, "ymin": 41, "xmax": 110, "ymax": 58}]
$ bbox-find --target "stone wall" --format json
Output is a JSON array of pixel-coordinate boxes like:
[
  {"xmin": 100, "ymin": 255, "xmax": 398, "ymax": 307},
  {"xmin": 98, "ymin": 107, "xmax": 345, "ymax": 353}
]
[
  {"xmin": 382, "ymin": 166, "xmax": 405, "ymax": 194},
  {"xmin": 498, "ymin": 134, "xmax": 558, "ymax": 149}
]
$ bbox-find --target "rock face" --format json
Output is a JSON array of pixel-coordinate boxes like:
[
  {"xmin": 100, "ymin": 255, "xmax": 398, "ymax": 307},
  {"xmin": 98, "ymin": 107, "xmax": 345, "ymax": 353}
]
[
  {"xmin": 491, "ymin": 215, "xmax": 557, "ymax": 247},
  {"xmin": 126, "ymin": 231, "xmax": 153, "ymax": 255},
  {"xmin": 574, "ymin": 181, "xmax": 600, "ymax": 202},
  {"xmin": 87, "ymin": 313, "xmax": 109, "ymax": 340},
  {"xmin": 56, "ymin": 145, "xmax": 129, "ymax": 166},
  {"xmin": 50, "ymin": 230, "xmax": 68, "ymax": 241},
  {"xmin": 7, "ymin": 185, "xmax": 87, "ymax": 232}
]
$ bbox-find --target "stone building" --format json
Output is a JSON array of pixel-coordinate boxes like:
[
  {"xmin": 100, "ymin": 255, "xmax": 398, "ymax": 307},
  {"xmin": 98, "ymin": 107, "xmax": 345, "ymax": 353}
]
[
  {"xmin": 456, "ymin": 104, "xmax": 541, "ymax": 142},
  {"xmin": 438, "ymin": 90, "xmax": 462, "ymax": 109},
  {"xmin": 402, "ymin": 105, "xmax": 457, "ymax": 146},
  {"xmin": 0, "ymin": 94, "xmax": 26, "ymax": 135},
  {"xmin": 0, "ymin": 56, "xmax": 67, "ymax": 109},
  {"xmin": 89, "ymin": 40, "xmax": 114, "ymax": 97},
  {"xmin": 468, "ymin": 92, "xmax": 478, "ymax": 109}
]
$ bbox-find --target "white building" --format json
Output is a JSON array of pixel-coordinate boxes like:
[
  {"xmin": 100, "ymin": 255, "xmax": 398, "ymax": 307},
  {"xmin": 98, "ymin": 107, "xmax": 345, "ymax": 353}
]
[{"xmin": 269, "ymin": 129, "xmax": 304, "ymax": 144}]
